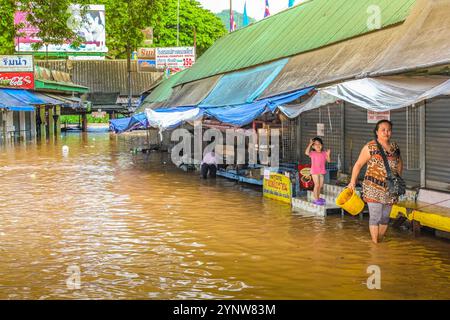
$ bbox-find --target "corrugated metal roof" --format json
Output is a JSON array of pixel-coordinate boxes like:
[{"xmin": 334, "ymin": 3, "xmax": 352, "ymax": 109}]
[
  {"xmin": 163, "ymin": 75, "xmax": 222, "ymax": 108},
  {"xmin": 36, "ymin": 60, "xmax": 162, "ymax": 95},
  {"xmin": 135, "ymin": 71, "xmax": 187, "ymax": 112},
  {"xmin": 260, "ymin": 23, "xmax": 401, "ymax": 98},
  {"xmin": 177, "ymin": 0, "xmax": 416, "ymax": 85}
]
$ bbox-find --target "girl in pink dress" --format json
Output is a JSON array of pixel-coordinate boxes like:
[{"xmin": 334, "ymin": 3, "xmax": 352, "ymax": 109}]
[{"xmin": 305, "ymin": 137, "xmax": 331, "ymax": 205}]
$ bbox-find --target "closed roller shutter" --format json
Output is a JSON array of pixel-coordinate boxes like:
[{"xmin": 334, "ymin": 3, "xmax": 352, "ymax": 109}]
[
  {"xmin": 344, "ymin": 103, "xmax": 420, "ymax": 187},
  {"xmin": 425, "ymin": 97, "xmax": 450, "ymax": 191},
  {"xmin": 300, "ymin": 103, "xmax": 343, "ymax": 166}
]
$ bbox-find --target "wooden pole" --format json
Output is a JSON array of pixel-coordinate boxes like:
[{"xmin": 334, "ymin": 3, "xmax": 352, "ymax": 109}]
[
  {"xmin": 48, "ymin": 106, "xmax": 54, "ymax": 137},
  {"xmin": 55, "ymin": 106, "xmax": 61, "ymax": 137},
  {"xmin": 39, "ymin": 107, "xmax": 46, "ymax": 140}
]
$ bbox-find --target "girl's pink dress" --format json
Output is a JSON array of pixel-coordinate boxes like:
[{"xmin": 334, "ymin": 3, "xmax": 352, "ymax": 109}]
[{"xmin": 310, "ymin": 151, "xmax": 327, "ymax": 175}]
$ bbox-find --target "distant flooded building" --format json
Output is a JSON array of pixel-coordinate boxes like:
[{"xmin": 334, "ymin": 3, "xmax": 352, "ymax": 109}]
[{"xmin": 36, "ymin": 60, "xmax": 162, "ymax": 117}]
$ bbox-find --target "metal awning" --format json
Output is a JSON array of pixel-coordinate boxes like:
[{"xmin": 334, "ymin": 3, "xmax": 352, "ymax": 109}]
[{"xmin": 0, "ymin": 89, "xmax": 39, "ymax": 111}]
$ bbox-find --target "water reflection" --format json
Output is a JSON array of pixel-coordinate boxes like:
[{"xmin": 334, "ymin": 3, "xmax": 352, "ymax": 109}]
[{"xmin": 0, "ymin": 131, "xmax": 449, "ymax": 299}]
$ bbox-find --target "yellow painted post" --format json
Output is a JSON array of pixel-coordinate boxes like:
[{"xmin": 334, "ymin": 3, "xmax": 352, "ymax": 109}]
[
  {"xmin": 39, "ymin": 107, "xmax": 46, "ymax": 140},
  {"xmin": 55, "ymin": 106, "xmax": 61, "ymax": 137},
  {"xmin": 48, "ymin": 106, "xmax": 54, "ymax": 137}
]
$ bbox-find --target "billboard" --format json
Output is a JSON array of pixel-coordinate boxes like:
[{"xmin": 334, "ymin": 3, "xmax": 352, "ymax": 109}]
[
  {"xmin": 14, "ymin": 4, "xmax": 107, "ymax": 54},
  {"xmin": 156, "ymin": 47, "xmax": 195, "ymax": 73}
]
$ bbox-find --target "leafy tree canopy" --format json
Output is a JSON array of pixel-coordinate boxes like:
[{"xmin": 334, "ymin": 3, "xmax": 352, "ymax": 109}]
[
  {"xmin": 0, "ymin": 0, "xmax": 226, "ymax": 58},
  {"xmin": 0, "ymin": 0, "xmax": 19, "ymax": 54},
  {"xmin": 147, "ymin": 0, "xmax": 227, "ymax": 57},
  {"xmin": 19, "ymin": 0, "xmax": 89, "ymax": 51}
]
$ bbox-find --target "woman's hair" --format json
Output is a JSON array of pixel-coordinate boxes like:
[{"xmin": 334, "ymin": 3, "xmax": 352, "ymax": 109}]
[{"xmin": 373, "ymin": 119, "xmax": 393, "ymax": 138}]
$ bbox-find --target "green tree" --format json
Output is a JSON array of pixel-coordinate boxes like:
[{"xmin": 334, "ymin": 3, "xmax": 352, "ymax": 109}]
[
  {"xmin": 98, "ymin": 0, "xmax": 157, "ymax": 59},
  {"xmin": 149, "ymin": 0, "xmax": 226, "ymax": 57},
  {"xmin": 0, "ymin": 0, "xmax": 17, "ymax": 54}
]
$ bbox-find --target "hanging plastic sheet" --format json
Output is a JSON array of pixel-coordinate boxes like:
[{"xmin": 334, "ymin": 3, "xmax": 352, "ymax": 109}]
[
  {"xmin": 203, "ymin": 100, "xmax": 268, "ymax": 127},
  {"xmin": 201, "ymin": 87, "xmax": 314, "ymax": 126},
  {"xmin": 127, "ymin": 113, "xmax": 148, "ymax": 131},
  {"xmin": 145, "ymin": 107, "xmax": 204, "ymax": 131},
  {"xmin": 200, "ymin": 59, "xmax": 288, "ymax": 107},
  {"xmin": 262, "ymin": 86, "xmax": 315, "ymax": 112},
  {"xmin": 278, "ymin": 91, "xmax": 339, "ymax": 118},
  {"xmin": 109, "ymin": 117, "xmax": 132, "ymax": 133},
  {"xmin": 323, "ymin": 76, "xmax": 450, "ymax": 111}
]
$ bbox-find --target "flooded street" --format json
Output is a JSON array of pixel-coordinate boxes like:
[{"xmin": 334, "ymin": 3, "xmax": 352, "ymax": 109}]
[{"xmin": 0, "ymin": 130, "xmax": 449, "ymax": 300}]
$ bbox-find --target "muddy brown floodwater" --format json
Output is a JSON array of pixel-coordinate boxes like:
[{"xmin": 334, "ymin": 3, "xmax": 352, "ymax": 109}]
[{"xmin": 0, "ymin": 130, "xmax": 449, "ymax": 299}]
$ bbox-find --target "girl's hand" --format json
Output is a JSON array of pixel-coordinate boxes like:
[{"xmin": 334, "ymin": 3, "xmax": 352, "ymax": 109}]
[
  {"xmin": 326, "ymin": 149, "xmax": 331, "ymax": 156},
  {"xmin": 347, "ymin": 182, "xmax": 356, "ymax": 191},
  {"xmin": 309, "ymin": 139, "xmax": 314, "ymax": 145}
]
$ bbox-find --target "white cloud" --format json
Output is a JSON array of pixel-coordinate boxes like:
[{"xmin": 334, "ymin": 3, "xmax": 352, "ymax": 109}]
[{"xmin": 196, "ymin": 0, "xmax": 300, "ymax": 21}]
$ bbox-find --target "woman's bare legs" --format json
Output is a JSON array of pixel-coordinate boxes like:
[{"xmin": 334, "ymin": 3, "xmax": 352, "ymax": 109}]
[{"xmin": 369, "ymin": 226, "xmax": 379, "ymax": 243}]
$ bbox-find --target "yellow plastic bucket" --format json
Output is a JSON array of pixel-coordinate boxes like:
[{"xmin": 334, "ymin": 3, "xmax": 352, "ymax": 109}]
[{"xmin": 335, "ymin": 188, "xmax": 365, "ymax": 216}]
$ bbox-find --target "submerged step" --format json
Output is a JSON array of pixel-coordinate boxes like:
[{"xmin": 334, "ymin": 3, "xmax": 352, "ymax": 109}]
[{"xmin": 292, "ymin": 197, "xmax": 340, "ymax": 217}]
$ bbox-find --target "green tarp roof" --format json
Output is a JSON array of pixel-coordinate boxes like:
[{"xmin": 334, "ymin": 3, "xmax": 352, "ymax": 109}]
[{"xmin": 177, "ymin": 0, "xmax": 416, "ymax": 85}]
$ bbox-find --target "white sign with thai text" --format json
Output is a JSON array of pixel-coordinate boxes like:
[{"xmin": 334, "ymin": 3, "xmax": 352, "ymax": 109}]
[
  {"xmin": 0, "ymin": 55, "xmax": 34, "ymax": 72},
  {"xmin": 156, "ymin": 47, "xmax": 195, "ymax": 72},
  {"xmin": 367, "ymin": 110, "xmax": 390, "ymax": 123}
]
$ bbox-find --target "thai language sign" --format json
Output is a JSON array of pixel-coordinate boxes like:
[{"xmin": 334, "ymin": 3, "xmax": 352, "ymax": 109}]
[
  {"xmin": 156, "ymin": 47, "xmax": 195, "ymax": 73},
  {"xmin": 367, "ymin": 110, "xmax": 390, "ymax": 123},
  {"xmin": 263, "ymin": 172, "xmax": 292, "ymax": 204},
  {"xmin": 0, "ymin": 55, "xmax": 34, "ymax": 72},
  {"xmin": 0, "ymin": 72, "xmax": 34, "ymax": 89},
  {"xmin": 14, "ymin": 5, "xmax": 107, "ymax": 54}
]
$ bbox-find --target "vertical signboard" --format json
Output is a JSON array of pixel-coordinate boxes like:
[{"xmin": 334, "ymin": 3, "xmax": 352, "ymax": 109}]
[{"xmin": 0, "ymin": 55, "xmax": 34, "ymax": 89}]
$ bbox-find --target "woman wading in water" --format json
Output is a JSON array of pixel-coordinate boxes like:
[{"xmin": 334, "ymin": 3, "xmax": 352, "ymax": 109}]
[{"xmin": 348, "ymin": 120, "xmax": 403, "ymax": 244}]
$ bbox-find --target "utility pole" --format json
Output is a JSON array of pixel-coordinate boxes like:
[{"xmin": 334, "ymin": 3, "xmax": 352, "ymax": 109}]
[
  {"xmin": 177, "ymin": 0, "xmax": 180, "ymax": 46},
  {"xmin": 230, "ymin": 0, "xmax": 232, "ymax": 32}
]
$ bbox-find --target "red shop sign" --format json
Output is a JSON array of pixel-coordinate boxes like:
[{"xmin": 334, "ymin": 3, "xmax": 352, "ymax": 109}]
[{"xmin": 0, "ymin": 72, "xmax": 34, "ymax": 89}]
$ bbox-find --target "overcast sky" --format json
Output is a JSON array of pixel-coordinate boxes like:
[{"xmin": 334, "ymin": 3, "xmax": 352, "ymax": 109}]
[{"xmin": 197, "ymin": 0, "xmax": 304, "ymax": 21}]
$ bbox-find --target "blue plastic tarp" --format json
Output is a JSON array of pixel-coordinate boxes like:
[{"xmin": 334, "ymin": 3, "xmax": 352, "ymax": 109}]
[
  {"xmin": 1, "ymin": 89, "xmax": 45, "ymax": 105},
  {"xmin": 109, "ymin": 117, "xmax": 131, "ymax": 133},
  {"xmin": 200, "ymin": 59, "xmax": 288, "ymax": 107},
  {"xmin": 199, "ymin": 87, "xmax": 314, "ymax": 126},
  {"xmin": 0, "ymin": 89, "xmax": 36, "ymax": 111},
  {"xmin": 203, "ymin": 100, "xmax": 268, "ymax": 127},
  {"xmin": 262, "ymin": 86, "xmax": 314, "ymax": 111},
  {"xmin": 109, "ymin": 113, "xmax": 150, "ymax": 133}
]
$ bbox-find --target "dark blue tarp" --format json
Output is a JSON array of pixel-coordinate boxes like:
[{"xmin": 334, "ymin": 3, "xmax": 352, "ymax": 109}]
[
  {"xmin": 200, "ymin": 87, "xmax": 314, "ymax": 126},
  {"xmin": 109, "ymin": 113, "xmax": 149, "ymax": 133},
  {"xmin": 110, "ymin": 87, "xmax": 315, "ymax": 131},
  {"xmin": 109, "ymin": 117, "xmax": 132, "ymax": 133},
  {"xmin": 203, "ymin": 101, "xmax": 268, "ymax": 127}
]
